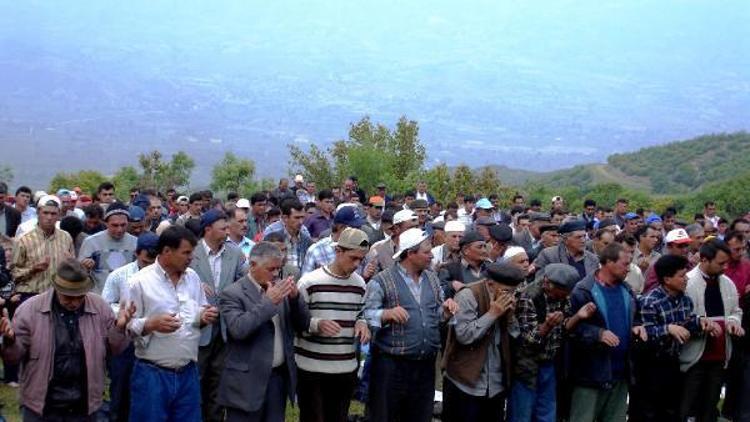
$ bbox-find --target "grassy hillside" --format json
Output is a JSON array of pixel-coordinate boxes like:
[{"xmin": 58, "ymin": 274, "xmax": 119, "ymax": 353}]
[
  {"xmin": 607, "ymin": 131, "xmax": 750, "ymax": 194},
  {"xmin": 493, "ymin": 131, "xmax": 749, "ymax": 196}
]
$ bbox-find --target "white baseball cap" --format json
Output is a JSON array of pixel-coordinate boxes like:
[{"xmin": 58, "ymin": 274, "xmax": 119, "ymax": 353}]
[
  {"xmin": 444, "ymin": 221, "xmax": 466, "ymax": 233},
  {"xmin": 665, "ymin": 228, "xmax": 691, "ymax": 244},
  {"xmin": 236, "ymin": 198, "xmax": 251, "ymax": 209},
  {"xmin": 393, "ymin": 209, "xmax": 417, "ymax": 225},
  {"xmin": 392, "ymin": 228, "xmax": 431, "ymax": 260}
]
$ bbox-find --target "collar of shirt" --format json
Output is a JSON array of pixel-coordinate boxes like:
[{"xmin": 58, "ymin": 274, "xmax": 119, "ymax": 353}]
[
  {"xmin": 202, "ymin": 238, "xmax": 225, "ymax": 257},
  {"xmin": 226, "ymin": 235, "xmax": 251, "ymax": 248}
]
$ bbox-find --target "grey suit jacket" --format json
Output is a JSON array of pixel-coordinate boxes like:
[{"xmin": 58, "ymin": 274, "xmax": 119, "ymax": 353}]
[
  {"xmin": 217, "ymin": 276, "xmax": 310, "ymax": 413},
  {"xmin": 191, "ymin": 241, "xmax": 247, "ymax": 346},
  {"xmin": 533, "ymin": 243, "xmax": 600, "ymax": 277}
]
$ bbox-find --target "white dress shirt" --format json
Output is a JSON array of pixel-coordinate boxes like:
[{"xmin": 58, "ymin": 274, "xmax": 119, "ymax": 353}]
[
  {"xmin": 102, "ymin": 260, "xmax": 140, "ymax": 314},
  {"xmin": 127, "ymin": 260, "xmax": 208, "ymax": 368},
  {"xmin": 202, "ymin": 239, "xmax": 224, "ymax": 290}
]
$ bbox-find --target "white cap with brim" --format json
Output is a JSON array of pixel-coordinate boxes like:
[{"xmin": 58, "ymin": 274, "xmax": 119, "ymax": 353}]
[
  {"xmin": 392, "ymin": 228, "xmax": 430, "ymax": 260},
  {"xmin": 393, "ymin": 209, "xmax": 417, "ymax": 225},
  {"xmin": 665, "ymin": 228, "xmax": 691, "ymax": 244},
  {"xmin": 37, "ymin": 195, "xmax": 61, "ymax": 208}
]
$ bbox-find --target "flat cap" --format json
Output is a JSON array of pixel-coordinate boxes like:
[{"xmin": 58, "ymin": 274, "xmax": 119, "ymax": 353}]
[
  {"xmin": 475, "ymin": 216, "xmax": 497, "ymax": 226},
  {"xmin": 409, "ymin": 199, "xmax": 429, "ymax": 209},
  {"xmin": 529, "ymin": 212, "xmax": 552, "ymax": 223},
  {"xmin": 489, "ymin": 224, "xmax": 513, "ymax": 243},
  {"xmin": 539, "ymin": 224, "xmax": 559, "ymax": 234},
  {"xmin": 542, "ymin": 263, "xmax": 581, "ymax": 290},
  {"xmin": 484, "ymin": 262, "xmax": 525, "ymax": 286},
  {"xmin": 558, "ymin": 219, "xmax": 586, "ymax": 234},
  {"xmin": 460, "ymin": 230, "xmax": 485, "ymax": 248}
]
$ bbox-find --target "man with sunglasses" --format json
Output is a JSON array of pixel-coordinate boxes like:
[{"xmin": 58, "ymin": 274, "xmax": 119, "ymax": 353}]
[{"xmin": 101, "ymin": 232, "xmax": 159, "ymax": 422}]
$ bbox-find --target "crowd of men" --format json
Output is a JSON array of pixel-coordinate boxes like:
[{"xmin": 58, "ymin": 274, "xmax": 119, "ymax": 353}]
[{"xmin": 0, "ymin": 176, "xmax": 748, "ymax": 422}]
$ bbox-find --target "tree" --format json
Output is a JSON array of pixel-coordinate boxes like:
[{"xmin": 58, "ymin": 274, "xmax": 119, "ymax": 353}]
[
  {"xmin": 136, "ymin": 150, "xmax": 195, "ymax": 192},
  {"xmin": 211, "ymin": 152, "xmax": 256, "ymax": 195},
  {"xmin": 288, "ymin": 115, "xmax": 427, "ymax": 194},
  {"xmin": 113, "ymin": 166, "xmax": 140, "ymax": 198},
  {"xmin": 49, "ymin": 170, "xmax": 107, "ymax": 195},
  {"xmin": 0, "ymin": 165, "xmax": 13, "ymax": 185},
  {"xmin": 424, "ymin": 164, "xmax": 451, "ymax": 204},
  {"xmin": 475, "ymin": 167, "xmax": 500, "ymax": 197},
  {"xmin": 450, "ymin": 165, "xmax": 476, "ymax": 201}
]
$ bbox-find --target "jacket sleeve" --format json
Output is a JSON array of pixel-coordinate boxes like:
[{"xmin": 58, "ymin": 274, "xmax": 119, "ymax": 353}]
[
  {"xmin": 726, "ymin": 280, "xmax": 743, "ymax": 325},
  {"xmin": 219, "ymin": 287, "xmax": 279, "ymax": 341},
  {"xmin": 438, "ymin": 267, "xmax": 455, "ymax": 299},
  {"xmin": 104, "ymin": 304, "xmax": 130, "ymax": 357},
  {"xmin": 533, "ymin": 249, "xmax": 551, "ymax": 271},
  {"xmin": 2, "ymin": 302, "xmax": 31, "ymax": 364},
  {"xmin": 569, "ymin": 287, "xmax": 602, "ymax": 345}
]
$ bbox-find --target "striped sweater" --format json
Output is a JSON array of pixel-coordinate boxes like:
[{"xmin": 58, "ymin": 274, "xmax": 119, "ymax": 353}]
[{"xmin": 295, "ymin": 265, "xmax": 366, "ymax": 374}]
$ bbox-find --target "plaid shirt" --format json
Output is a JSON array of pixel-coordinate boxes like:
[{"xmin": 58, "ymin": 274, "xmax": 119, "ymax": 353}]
[
  {"xmin": 639, "ymin": 285, "xmax": 700, "ymax": 356},
  {"xmin": 302, "ymin": 237, "xmax": 335, "ymax": 276},
  {"xmin": 516, "ymin": 282, "xmax": 570, "ymax": 362}
]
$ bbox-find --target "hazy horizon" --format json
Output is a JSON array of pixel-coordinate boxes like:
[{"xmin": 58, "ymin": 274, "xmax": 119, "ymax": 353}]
[{"xmin": 1, "ymin": 0, "xmax": 749, "ymax": 188}]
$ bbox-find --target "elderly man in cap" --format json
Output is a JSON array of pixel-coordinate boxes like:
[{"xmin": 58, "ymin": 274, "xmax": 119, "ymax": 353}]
[
  {"xmin": 101, "ymin": 232, "xmax": 159, "ymax": 422},
  {"xmin": 1, "ymin": 258, "xmax": 134, "ymax": 421},
  {"xmin": 78, "ymin": 203, "xmax": 137, "ymax": 294},
  {"xmin": 190, "ymin": 209, "xmax": 247, "ymax": 422},
  {"xmin": 534, "ymin": 219, "xmax": 599, "ymax": 280},
  {"xmin": 441, "ymin": 262, "xmax": 524, "ymax": 422},
  {"xmin": 431, "ymin": 220, "xmax": 465, "ymax": 270},
  {"xmin": 365, "ymin": 209, "xmax": 419, "ymax": 274},
  {"xmin": 509, "ymin": 264, "xmax": 597, "ymax": 422},
  {"xmin": 363, "ymin": 228, "xmax": 458, "ymax": 422},
  {"xmin": 295, "ymin": 228, "xmax": 372, "ymax": 422},
  {"xmin": 12, "ymin": 195, "xmax": 75, "ymax": 300},
  {"xmin": 439, "ymin": 230, "xmax": 489, "ymax": 299}
]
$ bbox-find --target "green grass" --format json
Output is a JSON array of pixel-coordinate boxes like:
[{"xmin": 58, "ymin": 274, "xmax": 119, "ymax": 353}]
[
  {"xmin": 0, "ymin": 383, "xmax": 20, "ymax": 422},
  {"xmin": 0, "ymin": 381, "xmax": 365, "ymax": 422}
]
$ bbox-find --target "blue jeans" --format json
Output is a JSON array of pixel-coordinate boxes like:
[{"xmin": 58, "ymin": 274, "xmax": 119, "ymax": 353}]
[
  {"xmin": 508, "ymin": 362, "xmax": 556, "ymax": 422},
  {"xmin": 129, "ymin": 359, "xmax": 201, "ymax": 422}
]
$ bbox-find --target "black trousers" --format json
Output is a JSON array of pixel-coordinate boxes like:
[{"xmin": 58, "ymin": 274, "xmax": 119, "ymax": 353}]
[
  {"xmin": 680, "ymin": 360, "xmax": 724, "ymax": 422},
  {"xmin": 297, "ymin": 369, "xmax": 358, "ymax": 422},
  {"xmin": 442, "ymin": 377, "xmax": 505, "ymax": 422},
  {"xmin": 198, "ymin": 336, "xmax": 227, "ymax": 422},
  {"xmin": 633, "ymin": 353, "xmax": 682, "ymax": 422},
  {"xmin": 368, "ymin": 350, "xmax": 436, "ymax": 422}
]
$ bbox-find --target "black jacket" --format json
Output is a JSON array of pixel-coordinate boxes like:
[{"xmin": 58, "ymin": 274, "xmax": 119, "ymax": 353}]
[{"xmin": 1, "ymin": 205, "xmax": 21, "ymax": 238}]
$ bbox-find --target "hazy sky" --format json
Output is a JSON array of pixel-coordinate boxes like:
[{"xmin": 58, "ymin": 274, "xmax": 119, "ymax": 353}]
[{"xmin": 1, "ymin": 0, "xmax": 749, "ymax": 184}]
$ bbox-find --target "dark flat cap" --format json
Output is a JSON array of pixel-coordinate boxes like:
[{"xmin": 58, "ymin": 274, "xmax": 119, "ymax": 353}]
[
  {"xmin": 489, "ymin": 224, "xmax": 513, "ymax": 243},
  {"xmin": 484, "ymin": 262, "xmax": 525, "ymax": 286},
  {"xmin": 460, "ymin": 230, "xmax": 485, "ymax": 248},
  {"xmin": 529, "ymin": 212, "xmax": 552, "ymax": 222},
  {"xmin": 475, "ymin": 216, "xmax": 497, "ymax": 227},
  {"xmin": 409, "ymin": 199, "xmax": 429, "ymax": 209},
  {"xmin": 539, "ymin": 224, "xmax": 559, "ymax": 234},
  {"xmin": 542, "ymin": 263, "xmax": 581, "ymax": 289},
  {"xmin": 432, "ymin": 221, "xmax": 446, "ymax": 231},
  {"xmin": 200, "ymin": 209, "xmax": 227, "ymax": 233},
  {"xmin": 558, "ymin": 219, "xmax": 586, "ymax": 234}
]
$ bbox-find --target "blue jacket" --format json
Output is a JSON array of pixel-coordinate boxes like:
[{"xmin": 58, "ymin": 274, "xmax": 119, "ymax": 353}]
[{"xmin": 568, "ymin": 273, "xmax": 640, "ymax": 389}]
